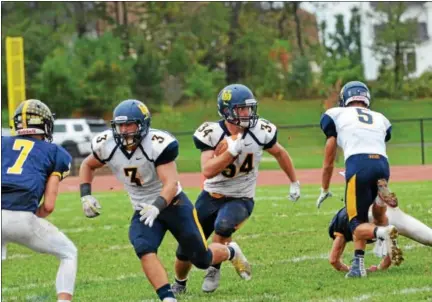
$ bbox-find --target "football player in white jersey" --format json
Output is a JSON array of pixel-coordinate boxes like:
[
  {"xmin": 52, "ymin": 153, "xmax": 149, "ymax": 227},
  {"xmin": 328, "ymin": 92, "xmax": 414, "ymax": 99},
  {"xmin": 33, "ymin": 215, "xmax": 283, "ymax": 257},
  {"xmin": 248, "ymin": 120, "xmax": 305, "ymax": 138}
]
[
  {"xmin": 172, "ymin": 84, "xmax": 301, "ymax": 294},
  {"xmin": 316, "ymin": 81, "xmax": 404, "ymax": 278},
  {"xmin": 79, "ymin": 99, "xmax": 250, "ymax": 302}
]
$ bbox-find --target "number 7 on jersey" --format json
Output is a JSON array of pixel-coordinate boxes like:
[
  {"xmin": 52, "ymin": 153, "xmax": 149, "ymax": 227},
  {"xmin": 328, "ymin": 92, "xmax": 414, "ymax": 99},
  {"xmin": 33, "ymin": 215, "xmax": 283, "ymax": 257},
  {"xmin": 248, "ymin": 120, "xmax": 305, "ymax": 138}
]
[{"xmin": 7, "ymin": 139, "xmax": 35, "ymax": 175}]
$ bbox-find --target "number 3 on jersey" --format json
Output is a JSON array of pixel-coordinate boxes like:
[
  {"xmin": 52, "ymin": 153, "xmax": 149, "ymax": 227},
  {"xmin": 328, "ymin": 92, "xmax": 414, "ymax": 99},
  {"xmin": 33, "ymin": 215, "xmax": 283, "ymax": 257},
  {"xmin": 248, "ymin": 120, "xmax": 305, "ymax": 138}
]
[
  {"xmin": 356, "ymin": 108, "xmax": 373, "ymax": 125},
  {"xmin": 7, "ymin": 139, "xmax": 35, "ymax": 175}
]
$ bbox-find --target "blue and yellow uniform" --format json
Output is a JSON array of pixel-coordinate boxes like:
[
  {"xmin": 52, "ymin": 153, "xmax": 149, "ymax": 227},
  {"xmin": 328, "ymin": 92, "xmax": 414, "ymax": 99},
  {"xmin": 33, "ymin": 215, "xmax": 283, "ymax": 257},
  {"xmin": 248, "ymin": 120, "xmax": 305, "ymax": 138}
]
[
  {"xmin": 2, "ymin": 135, "xmax": 71, "ymax": 213},
  {"xmin": 329, "ymin": 207, "xmax": 353, "ymax": 242},
  {"xmin": 329, "ymin": 207, "xmax": 376, "ymax": 244}
]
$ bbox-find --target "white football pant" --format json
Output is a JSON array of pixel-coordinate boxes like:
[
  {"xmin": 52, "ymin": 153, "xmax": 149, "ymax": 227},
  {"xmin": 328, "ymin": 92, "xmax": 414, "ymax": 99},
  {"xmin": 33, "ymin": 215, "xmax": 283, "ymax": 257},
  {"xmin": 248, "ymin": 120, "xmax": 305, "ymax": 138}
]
[
  {"xmin": 368, "ymin": 206, "xmax": 432, "ymax": 246},
  {"xmin": 1, "ymin": 210, "xmax": 78, "ymax": 295}
]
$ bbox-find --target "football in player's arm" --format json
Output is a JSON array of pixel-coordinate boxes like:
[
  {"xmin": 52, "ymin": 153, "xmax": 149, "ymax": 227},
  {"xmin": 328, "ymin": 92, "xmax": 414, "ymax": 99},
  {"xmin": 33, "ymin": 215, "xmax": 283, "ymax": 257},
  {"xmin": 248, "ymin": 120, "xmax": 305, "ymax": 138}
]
[{"xmin": 172, "ymin": 84, "xmax": 300, "ymax": 295}]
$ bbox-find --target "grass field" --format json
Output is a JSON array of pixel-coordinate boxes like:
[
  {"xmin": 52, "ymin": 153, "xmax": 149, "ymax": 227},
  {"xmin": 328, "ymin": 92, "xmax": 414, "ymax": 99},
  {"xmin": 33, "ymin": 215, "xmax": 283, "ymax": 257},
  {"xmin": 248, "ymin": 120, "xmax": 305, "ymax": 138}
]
[{"xmin": 2, "ymin": 181, "xmax": 432, "ymax": 302}]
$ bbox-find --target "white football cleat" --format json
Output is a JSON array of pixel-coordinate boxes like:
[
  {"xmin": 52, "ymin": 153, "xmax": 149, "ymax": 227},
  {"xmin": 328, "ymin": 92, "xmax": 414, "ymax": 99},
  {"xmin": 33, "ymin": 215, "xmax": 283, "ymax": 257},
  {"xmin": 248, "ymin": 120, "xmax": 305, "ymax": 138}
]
[
  {"xmin": 377, "ymin": 225, "xmax": 404, "ymax": 266},
  {"xmin": 228, "ymin": 242, "xmax": 251, "ymax": 280}
]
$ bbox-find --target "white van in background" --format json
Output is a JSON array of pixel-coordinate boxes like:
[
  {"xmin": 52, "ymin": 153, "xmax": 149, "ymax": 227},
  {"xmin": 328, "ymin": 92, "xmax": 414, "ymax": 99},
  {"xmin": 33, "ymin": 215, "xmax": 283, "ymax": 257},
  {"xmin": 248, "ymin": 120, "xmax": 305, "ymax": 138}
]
[{"xmin": 52, "ymin": 118, "xmax": 108, "ymax": 157}]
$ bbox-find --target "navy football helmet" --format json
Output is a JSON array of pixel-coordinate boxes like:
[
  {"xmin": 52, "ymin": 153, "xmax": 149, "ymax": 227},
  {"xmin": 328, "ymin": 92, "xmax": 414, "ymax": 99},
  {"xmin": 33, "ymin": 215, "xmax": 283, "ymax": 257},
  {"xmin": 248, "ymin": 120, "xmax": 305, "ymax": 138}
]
[
  {"xmin": 13, "ymin": 99, "xmax": 55, "ymax": 142},
  {"xmin": 111, "ymin": 99, "xmax": 151, "ymax": 148},
  {"xmin": 217, "ymin": 84, "xmax": 259, "ymax": 128},
  {"xmin": 339, "ymin": 81, "xmax": 371, "ymax": 108}
]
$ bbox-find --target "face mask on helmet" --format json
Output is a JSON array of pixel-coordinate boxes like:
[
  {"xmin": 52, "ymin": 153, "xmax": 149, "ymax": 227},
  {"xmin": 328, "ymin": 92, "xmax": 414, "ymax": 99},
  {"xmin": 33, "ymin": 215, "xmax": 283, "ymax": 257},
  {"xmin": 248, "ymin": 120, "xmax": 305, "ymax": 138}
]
[
  {"xmin": 13, "ymin": 100, "xmax": 55, "ymax": 142},
  {"xmin": 111, "ymin": 116, "xmax": 144, "ymax": 149},
  {"xmin": 230, "ymin": 103, "xmax": 258, "ymax": 128}
]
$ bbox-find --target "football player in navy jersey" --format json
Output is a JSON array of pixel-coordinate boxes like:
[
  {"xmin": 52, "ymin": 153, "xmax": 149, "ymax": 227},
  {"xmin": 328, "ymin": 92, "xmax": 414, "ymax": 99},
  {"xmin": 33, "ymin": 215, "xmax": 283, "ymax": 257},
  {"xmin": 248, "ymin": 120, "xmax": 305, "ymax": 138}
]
[
  {"xmin": 328, "ymin": 205, "xmax": 431, "ymax": 273},
  {"xmin": 2, "ymin": 99, "xmax": 77, "ymax": 302}
]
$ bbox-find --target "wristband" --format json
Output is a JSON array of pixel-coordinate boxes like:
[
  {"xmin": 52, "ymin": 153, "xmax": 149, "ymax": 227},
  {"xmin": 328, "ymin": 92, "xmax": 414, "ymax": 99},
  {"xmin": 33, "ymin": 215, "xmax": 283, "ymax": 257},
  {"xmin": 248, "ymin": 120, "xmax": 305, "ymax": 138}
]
[
  {"xmin": 80, "ymin": 183, "xmax": 92, "ymax": 197},
  {"xmin": 153, "ymin": 196, "xmax": 168, "ymax": 211}
]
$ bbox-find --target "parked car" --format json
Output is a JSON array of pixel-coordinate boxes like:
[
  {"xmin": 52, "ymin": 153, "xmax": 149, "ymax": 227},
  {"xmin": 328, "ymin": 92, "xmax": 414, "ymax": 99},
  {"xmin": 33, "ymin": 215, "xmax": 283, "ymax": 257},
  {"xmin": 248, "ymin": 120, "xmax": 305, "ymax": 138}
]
[
  {"xmin": 52, "ymin": 118, "xmax": 109, "ymax": 157},
  {"xmin": 2, "ymin": 127, "xmax": 11, "ymax": 136}
]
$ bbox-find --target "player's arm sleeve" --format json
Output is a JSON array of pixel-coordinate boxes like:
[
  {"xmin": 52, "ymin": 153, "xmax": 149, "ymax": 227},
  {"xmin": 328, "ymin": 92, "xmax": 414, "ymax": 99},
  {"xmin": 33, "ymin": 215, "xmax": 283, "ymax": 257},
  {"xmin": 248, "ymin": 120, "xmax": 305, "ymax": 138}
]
[
  {"xmin": 155, "ymin": 140, "xmax": 179, "ymax": 166},
  {"xmin": 256, "ymin": 119, "xmax": 278, "ymax": 150},
  {"xmin": 53, "ymin": 147, "xmax": 72, "ymax": 181},
  {"xmin": 384, "ymin": 117, "xmax": 392, "ymax": 142},
  {"xmin": 91, "ymin": 131, "xmax": 111, "ymax": 164},
  {"xmin": 193, "ymin": 135, "xmax": 215, "ymax": 151},
  {"xmin": 320, "ymin": 113, "xmax": 337, "ymax": 138},
  {"xmin": 263, "ymin": 128, "xmax": 278, "ymax": 150},
  {"xmin": 385, "ymin": 126, "xmax": 392, "ymax": 142},
  {"xmin": 192, "ymin": 122, "xmax": 219, "ymax": 152}
]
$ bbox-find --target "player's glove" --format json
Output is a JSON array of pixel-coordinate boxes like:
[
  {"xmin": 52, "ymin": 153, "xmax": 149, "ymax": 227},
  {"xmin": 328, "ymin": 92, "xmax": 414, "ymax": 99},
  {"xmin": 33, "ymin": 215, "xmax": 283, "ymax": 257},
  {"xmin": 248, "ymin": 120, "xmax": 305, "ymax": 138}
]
[
  {"xmin": 316, "ymin": 188, "xmax": 333, "ymax": 209},
  {"xmin": 139, "ymin": 204, "xmax": 160, "ymax": 227},
  {"xmin": 288, "ymin": 181, "xmax": 301, "ymax": 202},
  {"xmin": 81, "ymin": 195, "xmax": 102, "ymax": 218},
  {"xmin": 226, "ymin": 136, "xmax": 245, "ymax": 157},
  {"xmin": 139, "ymin": 196, "xmax": 168, "ymax": 227}
]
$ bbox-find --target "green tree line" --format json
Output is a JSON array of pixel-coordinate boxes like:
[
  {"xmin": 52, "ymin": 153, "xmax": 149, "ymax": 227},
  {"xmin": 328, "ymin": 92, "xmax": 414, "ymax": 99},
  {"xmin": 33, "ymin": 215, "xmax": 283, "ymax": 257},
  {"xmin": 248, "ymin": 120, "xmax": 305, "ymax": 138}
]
[{"xmin": 1, "ymin": 2, "xmax": 431, "ymax": 118}]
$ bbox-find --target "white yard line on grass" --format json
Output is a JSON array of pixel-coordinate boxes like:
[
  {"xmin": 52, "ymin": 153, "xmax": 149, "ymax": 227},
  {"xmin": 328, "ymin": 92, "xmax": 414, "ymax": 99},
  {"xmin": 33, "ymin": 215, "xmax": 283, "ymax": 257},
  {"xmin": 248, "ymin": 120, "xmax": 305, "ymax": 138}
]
[
  {"xmin": 2, "ymin": 273, "xmax": 143, "ymax": 294},
  {"xmin": 315, "ymin": 286, "xmax": 432, "ymax": 302}
]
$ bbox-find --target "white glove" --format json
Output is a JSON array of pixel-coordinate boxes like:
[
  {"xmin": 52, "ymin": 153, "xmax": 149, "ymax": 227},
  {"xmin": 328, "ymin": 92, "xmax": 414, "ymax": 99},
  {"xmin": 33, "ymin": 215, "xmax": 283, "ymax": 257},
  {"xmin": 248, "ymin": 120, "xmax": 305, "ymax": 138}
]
[
  {"xmin": 139, "ymin": 204, "xmax": 160, "ymax": 228},
  {"xmin": 81, "ymin": 195, "xmax": 101, "ymax": 218},
  {"xmin": 289, "ymin": 181, "xmax": 301, "ymax": 202},
  {"xmin": 316, "ymin": 188, "xmax": 333, "ymax": 209},
  {"xmin": 226, "ymin": 136, "xmax": 245, "ymax": 157}
]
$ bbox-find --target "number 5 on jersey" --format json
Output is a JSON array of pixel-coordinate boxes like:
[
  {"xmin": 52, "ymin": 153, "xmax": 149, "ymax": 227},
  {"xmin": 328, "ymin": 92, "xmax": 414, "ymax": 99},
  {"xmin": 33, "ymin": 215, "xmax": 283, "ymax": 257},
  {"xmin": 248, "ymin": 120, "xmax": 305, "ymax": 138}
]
[{"xmin": 356, "ymin": 108, "xmax": 373, "ymax": 125}]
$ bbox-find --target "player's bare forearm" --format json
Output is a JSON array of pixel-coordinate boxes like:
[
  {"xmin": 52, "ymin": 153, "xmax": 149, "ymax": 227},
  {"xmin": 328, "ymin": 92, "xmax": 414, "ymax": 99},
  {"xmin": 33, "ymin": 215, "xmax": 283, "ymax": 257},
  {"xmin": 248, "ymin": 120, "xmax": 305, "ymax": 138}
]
[
  {"xmin": 38, "ymin": 174, "xmax": 61, "ymax": 217},
  {"xmin": 379, "ymin": 255, "xmax": 391, "ymax": 270},
  {"xmin": 201, "ymin": 150, "xmax": 235, "ymax": 179},
  {"xmin": 266, "ymin": 143, "xmax": 297, "ymax": 182},
  {"xmin": 333, "ymin": 260, "xmax": 350, "ymax": 272},
  {"xmin": 36, "ymin": 206, "xmax": 52, "ymax": 218},
  {"xmin": 157, "ymin": 161, "xmax": 180, "ymax": 204},
  {"xmin": 321, "ymin": 137, "xmax": 337, "ymax": 190},
  {"xmin": 329, "ymin": 236, "xmax": 349, "ymax": 271},
  {"xmin": 79, "ymin": 154, "xmax": 104, "ymax": 184}
]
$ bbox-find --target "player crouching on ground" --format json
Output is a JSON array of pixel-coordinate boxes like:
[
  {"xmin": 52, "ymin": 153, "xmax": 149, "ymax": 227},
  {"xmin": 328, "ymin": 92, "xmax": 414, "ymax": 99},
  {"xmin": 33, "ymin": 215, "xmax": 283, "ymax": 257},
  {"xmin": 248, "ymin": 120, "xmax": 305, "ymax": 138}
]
[
  {"xmin": 328, "ymin": 202, "xmax": 431, "ymax": 273},
  {"xmin": 316, "ymin": 81, "xmax": 403, "ymax": 278},
  {"xmin": 172, "ymin": 84, "xmax": 301, "ymax": 294},
  {"xmin": 79, "ymin": 99, "xmax": 250, "ymax": 302}
]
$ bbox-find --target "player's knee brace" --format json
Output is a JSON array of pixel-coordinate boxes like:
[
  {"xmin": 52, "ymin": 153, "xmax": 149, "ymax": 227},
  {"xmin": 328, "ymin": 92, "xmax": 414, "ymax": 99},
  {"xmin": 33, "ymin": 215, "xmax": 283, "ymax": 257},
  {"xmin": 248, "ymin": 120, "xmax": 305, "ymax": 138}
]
[
  {"xmin": 214, "ymin": 218, "xmax": 235, "ymax": 237},
  {"xmin": 190, "ymin": 250, "xmax": 212, "ymax": 270}
]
